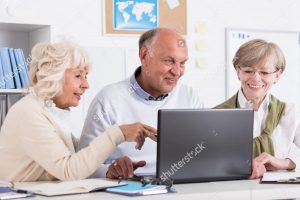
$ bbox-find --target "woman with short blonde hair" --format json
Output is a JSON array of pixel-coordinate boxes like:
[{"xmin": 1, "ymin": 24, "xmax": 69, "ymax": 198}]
[
  {"xmin": 216, "ymin": 39, "xmax": 300, "ymax": 179},
  {"xmin": 29, "ymin": 41, "xmax": 90, "ymax": 100},
  {"xmin": 0, "ymin": 40, "xmax": 156, "ymax": 181},
  {"xmin": 232, "ymin": 39, "xmax": 286, "ymax": 72}
]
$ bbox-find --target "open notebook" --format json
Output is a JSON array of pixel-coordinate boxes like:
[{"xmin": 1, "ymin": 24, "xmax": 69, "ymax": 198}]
[{"xmin": 13, "ymin": 178, "xmax": 126, "ymax": 196}]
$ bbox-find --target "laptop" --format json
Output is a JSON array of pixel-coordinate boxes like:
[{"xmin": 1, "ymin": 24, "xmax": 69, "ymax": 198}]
[{"xmin": 156, "ymin": 109, "xmax": 254, "ymax": 184}]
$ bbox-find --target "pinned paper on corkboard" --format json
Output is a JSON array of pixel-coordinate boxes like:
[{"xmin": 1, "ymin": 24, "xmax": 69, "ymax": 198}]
[
  {"xmin": 195, "ymin": 56, "xmax": 207, "ymax": 69},
  {"xmin": 195, "ymin": 21, "xmax": 207, "ymax": 33},
  {"xmin": 195, "ymin": 39, "xmax": 208, "ymax": 51}
]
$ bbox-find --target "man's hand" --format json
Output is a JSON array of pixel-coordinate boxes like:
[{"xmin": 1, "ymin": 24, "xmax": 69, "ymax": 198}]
[
  {"xmin": 119, "ymin": 123, "xmax": 157, "ymax": 150},
  {"xmin": 106, "ymin": 156, "xmax": 146, "ymax": 179}
]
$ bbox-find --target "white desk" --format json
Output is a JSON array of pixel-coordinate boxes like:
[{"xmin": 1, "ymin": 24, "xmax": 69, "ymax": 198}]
[{"xmin": 24, "ymin": 179, "xmax": 300, "ymax": 200}]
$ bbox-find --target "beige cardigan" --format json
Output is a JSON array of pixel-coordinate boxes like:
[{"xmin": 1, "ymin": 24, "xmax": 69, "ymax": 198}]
[{"xmin": 0, "ymin": 93, "xmax": 125, "ymax": 181}]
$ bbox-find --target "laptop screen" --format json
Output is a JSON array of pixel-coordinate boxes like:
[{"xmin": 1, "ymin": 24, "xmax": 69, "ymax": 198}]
[{"xmin": 156, "ymin": 109, "xmax": 253, "ymax": 184}]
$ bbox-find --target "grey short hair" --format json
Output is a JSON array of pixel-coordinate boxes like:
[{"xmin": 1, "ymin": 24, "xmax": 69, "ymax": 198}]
[
  {"xmin": 138, "ymin": 28, "xmax": 159, "ymax": 56},
  {"xmin": 138, "ymin": 27, "xmax": 185, "ymax": 57},
  {"xmin": 233, "ymin": 39, "xmax": 286, "ymax": 72},
  {"xmin": 29, "ymin": 40, "xmax": 89, "ymax": 100}
]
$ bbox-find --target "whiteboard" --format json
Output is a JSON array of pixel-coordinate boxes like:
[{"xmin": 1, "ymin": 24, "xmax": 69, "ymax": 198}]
[{"xmin": 226, "ymin": 29, "xmax": 300, "ymax": 105}]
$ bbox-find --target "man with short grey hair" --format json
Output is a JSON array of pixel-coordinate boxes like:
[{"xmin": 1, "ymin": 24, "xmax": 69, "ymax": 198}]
[{"xmin": 78, "ymin": 27, "xmax": 203, "ymax": 179}]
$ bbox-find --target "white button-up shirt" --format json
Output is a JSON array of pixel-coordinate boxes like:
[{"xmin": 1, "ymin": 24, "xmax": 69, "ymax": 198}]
[{"xmin": 238, "ymin": 89, "xmax": 300, "ymax": 168}]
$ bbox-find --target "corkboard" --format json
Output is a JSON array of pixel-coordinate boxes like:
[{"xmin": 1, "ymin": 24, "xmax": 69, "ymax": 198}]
[{"xmin": 104, "ymin": 0, "xmax": 187, "ymax": 35}]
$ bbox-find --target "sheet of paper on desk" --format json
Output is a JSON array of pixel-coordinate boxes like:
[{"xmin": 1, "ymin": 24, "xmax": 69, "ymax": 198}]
[
  {"xmin": 13, "ymin": 178, "xmax": 126, "ymax": 196},
  {"xmin": 261, "ymin": 171, "xmax": 300, "ymax": 183}
]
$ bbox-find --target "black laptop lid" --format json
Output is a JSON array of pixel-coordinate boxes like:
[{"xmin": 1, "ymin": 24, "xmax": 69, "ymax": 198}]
[{"xmin": 156, "ymin": 109, "xmax": 253, "ymax": 184}]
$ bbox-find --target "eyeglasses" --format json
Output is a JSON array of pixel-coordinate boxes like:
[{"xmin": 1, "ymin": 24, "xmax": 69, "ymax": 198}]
[
  {"xmin": 238, "ymin": 66, "xmax": 279, "ymax": 77},
  {"xmin": 118, "ymin": 175, "xmax": 173, "ymax": 187},
  {"xmin": 140, "ymin": 176, "xmax": 173, "ymax": 187}
]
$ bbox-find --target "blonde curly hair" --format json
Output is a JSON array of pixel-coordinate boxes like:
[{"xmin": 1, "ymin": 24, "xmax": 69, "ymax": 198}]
[{"xmin": 29, "ymin": 40, "xmax": 90, "ymax": 100}]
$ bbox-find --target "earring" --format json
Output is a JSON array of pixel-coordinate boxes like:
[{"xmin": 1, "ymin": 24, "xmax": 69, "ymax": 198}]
[{"xmin": 44, "ymin": 99, "xmax": 53, "ymax": 107}]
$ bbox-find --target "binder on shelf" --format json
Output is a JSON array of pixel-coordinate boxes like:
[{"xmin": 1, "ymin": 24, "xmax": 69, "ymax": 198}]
[
  {"xmin": 7, "ymin": 93, "xmax": 24, "ymax": 110},
  {"xmin": 13, "ymin": 49, "xmax": 29, "ymax": 88},
  {"xmin": 0, "ymin": 94, "xmax": 7, "ymax": 127},
  {"xmin": 19, "ymin": 49, "xmax": 29, "ymax": 84},
  {"xmin": 0, "ymin": 48, "xmax": 15, "ymax": 89},
  {"xmin": 8, "ymin": 48, "xmax": 21, "ymax": 89},
  {"xmin": 0, "ymin": 58, "xmax": 5, "ymax": 89}
]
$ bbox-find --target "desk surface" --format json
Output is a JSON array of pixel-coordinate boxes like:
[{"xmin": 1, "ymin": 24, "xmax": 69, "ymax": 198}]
[{"xmin": 25, "ymin": 179, "xmax": 300, "ymax": 200}]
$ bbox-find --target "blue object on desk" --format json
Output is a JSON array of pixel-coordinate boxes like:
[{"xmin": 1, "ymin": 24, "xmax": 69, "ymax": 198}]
[
  {"xmin": 0, "ymin": 187, "xmax": 33, "ymax": 200},
  {"xmin": 106, "ymin": 183, "xmax": 173, "ymax": 196}
]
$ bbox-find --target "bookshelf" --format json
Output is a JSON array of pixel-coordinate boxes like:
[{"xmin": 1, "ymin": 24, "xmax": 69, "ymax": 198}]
[
  {"xmin": 0, "ymin": 89, "xmax": 29, "ymax": 93},
  {"xmin": 0, "ymin": 22, "xmax": 51, "ymax": 127},
  {"xmin": 0, "ymin": 22, "xmax": 51, "ymax": 58}
]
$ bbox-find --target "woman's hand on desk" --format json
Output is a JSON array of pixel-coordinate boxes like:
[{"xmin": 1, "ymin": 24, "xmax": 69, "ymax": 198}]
[
  {"xmin": 119, "ymin": 123, "xmax": 157, "ymax": 150},
  {"xmin": 249, "ymin": 159, "xmax": 267, "ymax": 179},
  {"xmin": 249, "ymin": 152, "xmax": 296, "ymax": 179},
  {"xmin": 254, "ymin": 152, "xmax": 296, "ymax": 171},
  {"xmin": 106, "ymin": 156, "xmax": 146, "ymax": 179}
]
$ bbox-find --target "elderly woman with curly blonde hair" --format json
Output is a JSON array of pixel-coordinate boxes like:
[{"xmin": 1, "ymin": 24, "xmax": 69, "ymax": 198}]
[{"xmin": 0, "ymin": 41, "xmax": 156, "ymax": 182}]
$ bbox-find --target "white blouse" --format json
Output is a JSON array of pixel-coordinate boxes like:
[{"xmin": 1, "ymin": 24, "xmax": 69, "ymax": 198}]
[
  {"xmin": 238, "ymin": 89, "xmax": 300, "ymax": 168},
  {"xmin": 43, "ymin": 100, "xmax": 73, "ymax": 146}
]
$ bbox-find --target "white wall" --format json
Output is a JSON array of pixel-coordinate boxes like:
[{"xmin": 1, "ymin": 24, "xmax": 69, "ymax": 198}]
[{"xmin": 1, "ymin": 0, "xmax": 300, "ymax": 136}]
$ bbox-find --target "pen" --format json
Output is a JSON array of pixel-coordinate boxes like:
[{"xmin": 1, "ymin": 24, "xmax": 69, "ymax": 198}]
[
  {"xmin": 118, "ymin": 175, "xmax": 143, "ymax": 184},
  {"xmin": 10, "ymin": 188, "xmax": 29, "ymax": 194},
  {"xmin": 118, "ymin": 177, "xmax": 122, "ymax": 184},
  {"xmin": 9, "ymin": 182, "xmax": 29, "ymax": 194}
]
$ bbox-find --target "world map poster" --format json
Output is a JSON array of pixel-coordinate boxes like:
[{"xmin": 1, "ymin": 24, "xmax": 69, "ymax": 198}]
[
  {"xmin": 104, "ymin": 0, "xmax": 186, "ymax": 35},
  {"xmin": 113, "ymin": 0, "xmax": 158, "ymax": 30}
]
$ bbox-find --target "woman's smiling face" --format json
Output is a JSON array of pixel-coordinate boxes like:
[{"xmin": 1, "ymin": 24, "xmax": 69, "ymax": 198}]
[
  {"xmin": 53, "ymin": 67, "xmax": 89, "ymax": 109},
  {"xmin": 237, "ymin": 59, "xmax": 282, "ymax": 103}
]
